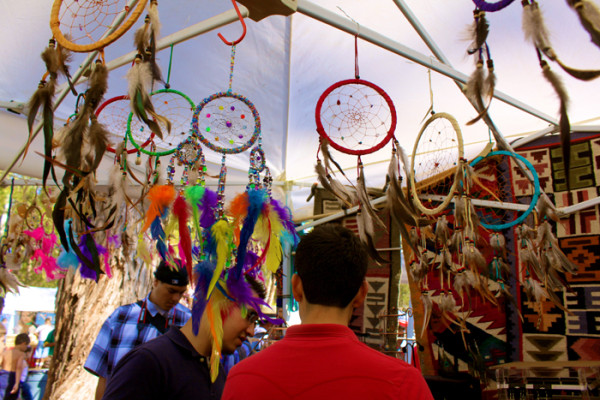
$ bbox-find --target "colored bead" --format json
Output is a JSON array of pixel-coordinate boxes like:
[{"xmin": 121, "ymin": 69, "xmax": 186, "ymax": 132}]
[
  {"xmin": 226, "ymin": 121, "xmax": 232, "ymax": 128},
  {"xmin": 240, "ymin": 114, "xmax": 245, "ymax": 119},
  {"xmin": 230, "ymin": 106, "xmax": 235, "ymax": 111}
]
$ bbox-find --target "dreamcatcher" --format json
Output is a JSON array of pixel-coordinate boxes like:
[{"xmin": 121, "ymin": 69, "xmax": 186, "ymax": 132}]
[
  {"xmin": 409, "ymin": 112, "xmax": 464, "ymax": 216},
  {"xmin": 314, "ymin": 33, "xmax": 396, "ymax": 263},
  {"xmin": 468, "ymin": 150, "xmax": 540, "ymax": 231},
  {"xmin": 50, "ymin": 0, "xmax": 148, "ymax": 53}
]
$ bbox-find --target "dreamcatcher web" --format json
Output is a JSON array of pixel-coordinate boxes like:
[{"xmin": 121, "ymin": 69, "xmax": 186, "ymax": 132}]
[
  {"xmin": 96, "ymin": 96, "xmax": 147, "ymax": 153},
  {"xmin": 412, "ymin": 116, "xmax": 460, "ymax": 182},
  {"xmin": 193, "ymin": 92, "xmax": 259, "ymax": 155},
  {"xmin": 318, "ymin": 83, "xmax": 394, "ymax": 154},
  {"xmin": 58, "ymin": 0, "xmax": 131, "ymax": 46},
  {"xmin": 129, "ymin": 90, "xmax": 195, "ymax": 153}
]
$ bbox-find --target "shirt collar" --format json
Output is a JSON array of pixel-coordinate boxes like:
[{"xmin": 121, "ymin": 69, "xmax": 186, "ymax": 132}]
[
  {"xmin": 285, "ymin": 324, "xmax": 359, "ymax": 341},
  {"xmin": 145, "ymin": 294, "xmax": 170, "ymax": 318}
]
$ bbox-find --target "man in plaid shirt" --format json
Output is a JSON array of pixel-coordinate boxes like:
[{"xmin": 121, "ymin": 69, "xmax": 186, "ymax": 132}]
[{"xmin": 84, "ymin": 260, "xmax": 191, "ymax": 400}]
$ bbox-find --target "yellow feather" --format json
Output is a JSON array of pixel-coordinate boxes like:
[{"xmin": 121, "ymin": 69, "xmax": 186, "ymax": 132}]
[
  {"xmin": 207, "ymin": 219, "xmax": 233, "ymax": 299},
  {"xmin": 164, "ymin": 213, "xmax": 178, "ymax": 238},
  {"xmin": 206, "ymin": 291, "xmax": 227, "ymax": 382},
  {"xmin": 265, "ymin": 206, "xmax": 284, "ymax": 274},
  {"xmin": 136, "ymin": 233, "xmax": 152, "ymax": 264}
]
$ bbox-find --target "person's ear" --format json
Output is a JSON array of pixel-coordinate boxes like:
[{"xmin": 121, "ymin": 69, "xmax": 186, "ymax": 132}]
[
  {"xmin": 351, "ymin": 280, "xmax": 368, "ymax": 309},
  {"xmin": 291, "ymin": 274, "xmax": 304, "ymax": 303}
]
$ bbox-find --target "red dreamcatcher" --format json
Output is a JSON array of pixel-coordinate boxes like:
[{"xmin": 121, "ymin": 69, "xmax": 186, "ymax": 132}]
[{"xmin": 314, "ymin": 34, "xmax": 397, "ymax": 263}]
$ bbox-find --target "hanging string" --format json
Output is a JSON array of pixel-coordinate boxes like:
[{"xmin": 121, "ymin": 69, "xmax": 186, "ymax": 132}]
[
  {"xmin": 228, "ymin": 44, "xmax": 237, "ymax": 93},
  {"xmin": 336, "ymin": 7, "xmax": 361, "ymax": 79},
  {"xmin": 421, "ymin": 67, "xmax": 435, "ymax": 122},
  {"xmin": 165, "ymin": 44, "xmax": 175, "ymax": 89},
  {"xmin": 1, "ymin": 177, "xmax": 15, "ymax": 243},
  {"xmin": 355, "ymin": 34, "xmax": 360, "ymax": 79}
]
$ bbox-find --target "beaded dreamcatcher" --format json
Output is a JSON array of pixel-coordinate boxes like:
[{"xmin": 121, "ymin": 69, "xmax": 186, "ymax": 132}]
[
  {"xmin": 191, "ymin": 44, "xmax": 261, "ymax": 217},
  {"xmin": 314, "ymin": 34, "xmax": 396, "ymax": 263}
]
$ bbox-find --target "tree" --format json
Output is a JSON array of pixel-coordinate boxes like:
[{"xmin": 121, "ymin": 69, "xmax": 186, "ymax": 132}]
[{"xmin": 43, "ymin": 255, "xmax": 152, "ymax": 400}]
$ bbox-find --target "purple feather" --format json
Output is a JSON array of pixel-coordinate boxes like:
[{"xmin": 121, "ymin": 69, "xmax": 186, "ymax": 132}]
[
  {"xmin": 270, "ymin": 198, "xmax": 299, "ymax": 245},
  {"xmin": 78, "ymin": 236, "xmax": 97, "ymax": 281},
  {"xmin": 243, "ymin": 250, "xmax": 260, "ymax": 278},
  {"xmin": 234, "ymin": 189, "xmax": 266, "ymax": 279},
  {"xmin": 192, "ymin": 261, "xmax": 215, "ymax": 335},
  {"xmin": 199, "ymin": 189, "xmax": 218, "ymax": 229}
]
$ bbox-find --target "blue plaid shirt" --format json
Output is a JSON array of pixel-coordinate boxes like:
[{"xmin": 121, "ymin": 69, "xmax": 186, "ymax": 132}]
[{"xmin": 84, "ymin": 296, "xmax": 190, "ymax": 378}]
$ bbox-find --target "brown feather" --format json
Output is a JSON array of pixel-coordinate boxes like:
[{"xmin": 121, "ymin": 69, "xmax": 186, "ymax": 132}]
[
  {"xmin": 568, "ymin": 0, "xmax": 600, "ymax": 48},
  {"xmin": 315, "ymin": 161, "xmax": 353, "ymax": 208},
  {"xmin": 465, "ymin": 62, "xmax": 487, "ymax": 122},
  {"xmin": 467, "ymin": 10, "xmax": 489, "ymax": 54},
  {"xmin": 85, "ymin": 61, "xmax": 109, "ymax": 111},
  {"xmin": 541, "ymin": 61, "xmax": 571, "ymax": 190},
  {"xmin": 87, "ymin": 116, "xmax": 110, "ymax": 171},
  {"xmin": 467, "ymin": 59, "xmax": 496, "ymax": 126}
]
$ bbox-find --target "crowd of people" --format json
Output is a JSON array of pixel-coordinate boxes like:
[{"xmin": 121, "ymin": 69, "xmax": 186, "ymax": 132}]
[{"xmin": 1, "ymin": 224, "xmax": 434, "ymax": 399}]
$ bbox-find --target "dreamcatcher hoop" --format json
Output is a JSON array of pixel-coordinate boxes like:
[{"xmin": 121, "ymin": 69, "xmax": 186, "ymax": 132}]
[
  {"xmin": 469, "ymin": 150, "xmax": 540, "ymax": 230},
  {"xmin": 50, "ymin": 0, "xmax": 148, "ymax": 53},
  {"xmin": 95, "ymin": 95, "xmax": 155, "ymax": 154},
  {"xmin": 127, "ymin": 88, "xmax": 196, "ymax": 157},
  {"xmin": 315, "ymin": 79, "xmax": 397, "ymax": 156},
  {"xmin": 410, "ymin": 112, "xmax": 464, "ymax": 216},
  {"xmin": 191, "ymin": 91, "xmax": 261, "ymax": 155},
  {"xmin": 472, "ymin": 0, "xmax": 515, "ymax": 12}
]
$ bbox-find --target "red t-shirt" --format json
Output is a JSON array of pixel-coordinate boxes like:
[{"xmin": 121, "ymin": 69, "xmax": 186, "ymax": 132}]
[{"xmin": 223, "ymin": 324, "xmax": 433, "ymax": 400}]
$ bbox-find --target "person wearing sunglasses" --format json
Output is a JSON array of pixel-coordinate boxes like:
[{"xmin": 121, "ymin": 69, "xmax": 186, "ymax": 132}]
[{"xmin": 101, "ymin": 274, "xmax": 265, "ymax": 400}]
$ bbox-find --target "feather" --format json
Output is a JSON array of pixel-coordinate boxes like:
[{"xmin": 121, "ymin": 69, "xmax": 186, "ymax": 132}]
[
  {"xmin": 206, "ymin": 219, "xmax": 233, "ymax": 299},
  {"xmin": 84, "ymin": 61, "xmax": 109, "ymax": 111},
  {"xmin": 541, "ymin": 61, "xmax": 571, "ymax": 190},
  {"xmin": 522, "ymin": 1, "xmax": 553, "ymax": 55},
  {"xmin": 435, "ymin": 215, "xmax": 450, "ymax": 245},
  {"xmin": 465, "ymin": 61, "xmax": 487, "ymax": 123},
  {"xmin": 192, "ymin": 260, "xmax": 215, "ymax": 334},
  {"xmin": 150, "ymin": 213, "xmax": 169, "ymax": 261},
  {"xmin": 234, "ymin": 189, "xmax": 266, "ymax": 279},
  {"xmin": 41, "ymin": 45, "xmax": 60, "ymax": 79},
  {"xmin": 315, "ymin": 161, "xmax": 353, "ymax": 208},
  {"xmin": 56, "ymin": 42, "xmax": 77, "ymax": 96},
  {"xmin": 537, "ymin": 193, "xmax": 560, "ymax": 222},
  {"xmin": 420, "ymin": 291, "xmax": 433, "ymax": 339},
  {"xmin": 0, "ymin": 266, "xmax": 26, "ymax": 295},
  {"xmin": 141, "ymin": 184, "xmax": 176, "ymax": 233},
  {"xmin": 269, "ymin": 198, "xmax": 299, "ymax": 246},
  {"xmin": 467, "ymin": 10, "xmax": 489, "ymax": 55},
  {"xmin": 199, "ymin": 188, "xmax": 218, "ymax": 229},
  {"xmin": 87, "ymin": 115, "xmax": 110, "ymax": 171},
  {"xmin": 467, "ymin": 58, "xmax": 496, "ymax": 125},
  {"xmin": 206, "ymin": 291, "xmax": 226, "ymax": 382},
  {"xmin": 173, "ymin": 195, "xmax": 193, "ymax": 280},
  {"xmin": 184, "ymin": 185, "xmax": 206, "ymax": 237},
  {"xmin": 134, "ymin": 16, "xmax": 151, "ymax": 55},
  {"xmin": 568, "ymin": 0, "xmax": 600, "ymax": 48},
  {"xmin": 127, "ymin": 58, "xmax": 171, "ymax": 140},
  {"xmin": 146, "ymin": 0, "xmax": 163, "ymax": 83},
  {"xmin": 136, "ymin": 232, "xmax": 153, "ymax": 264},
  {"xmin": 228, "ymin": 192, "xmax": 249, "ymax": 245}
]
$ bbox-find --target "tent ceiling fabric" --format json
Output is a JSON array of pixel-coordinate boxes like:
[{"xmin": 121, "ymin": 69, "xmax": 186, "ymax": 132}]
[{"xmin": 1, "ymin": 0, "xmax": 600, "ymax": 218}]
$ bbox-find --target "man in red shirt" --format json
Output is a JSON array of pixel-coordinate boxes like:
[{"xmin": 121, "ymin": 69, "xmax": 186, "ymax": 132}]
[{"xmin": 223, "ymin": 223, "xmax": 433, "ymax": 400}]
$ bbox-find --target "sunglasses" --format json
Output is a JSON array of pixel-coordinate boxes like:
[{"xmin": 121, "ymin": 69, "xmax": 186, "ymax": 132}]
[{"xmin": 245, "ymin": 309, "xmax": 259, "ymax": 325}]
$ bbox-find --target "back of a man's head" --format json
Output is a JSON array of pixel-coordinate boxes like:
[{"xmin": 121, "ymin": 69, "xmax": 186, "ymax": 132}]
[
  {"xmin": 295, "ymin": 223, "xmax": 368, "ymax": 308},
  {"xmin": 15, "ymin": 333, "xmax": 30, "ymax": 346}
]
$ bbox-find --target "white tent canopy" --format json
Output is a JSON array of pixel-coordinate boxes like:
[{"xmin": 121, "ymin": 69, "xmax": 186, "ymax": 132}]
[{"xmin": 1, "ymin": 0, "xmax": 600, "ymax": 219}]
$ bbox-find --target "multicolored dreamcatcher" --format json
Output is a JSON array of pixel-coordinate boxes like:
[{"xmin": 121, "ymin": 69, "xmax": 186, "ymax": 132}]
[
  {"xmin": 314, "ymin": 34, "xmax": 396, "ymax": 262},
  {"xmin": 191, "ymin": 42, "xmax": 261, "ymax": 217},
  {"xmin": 50, "ymin": 0, "xmax": 148, "ymax": 53}
]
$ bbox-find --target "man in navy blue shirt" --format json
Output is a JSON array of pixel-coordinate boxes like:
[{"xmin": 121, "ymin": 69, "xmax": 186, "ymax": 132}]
[
  {"xmin": 101, "ymin": 275, "xmax": 265, "ymax": 400},
  {"xmin": 85, "ymin": 261, "xmax": 191, "ymax": 400}
]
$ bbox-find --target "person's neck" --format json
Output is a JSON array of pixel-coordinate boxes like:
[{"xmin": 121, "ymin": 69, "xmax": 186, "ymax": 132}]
[
  {"xmin": 180, "ymin": 320, "xmax": 212, "ymax": 357},
  {"xmin": 299, "ymin": 304, "xmax": 352, "ymax": 326}
]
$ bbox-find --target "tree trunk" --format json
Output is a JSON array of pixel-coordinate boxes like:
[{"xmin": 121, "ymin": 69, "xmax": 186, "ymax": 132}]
[{"xmin": 43, "ymin": 255, "xmax": 152, "ymax": 400}]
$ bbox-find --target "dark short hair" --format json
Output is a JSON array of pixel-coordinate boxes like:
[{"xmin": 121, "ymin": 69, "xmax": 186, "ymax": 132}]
[
  {"xmin": 245, "ymin": 274, "xmax": 266, "ymax": 300},
  {"xmin": 294, "ymin": 223, "xmax": 368, "ymax": 308},
  {"xmin": 15, "ymin": 333, "xmax": 30, "ymax": 345},
  {"xmin": 154, "ymin": 259, "xmax": 189, "ymax": 287}
]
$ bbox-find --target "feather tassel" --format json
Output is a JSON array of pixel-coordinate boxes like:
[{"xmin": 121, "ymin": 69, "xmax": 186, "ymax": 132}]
[
  {"xmin": 141, "ymin": 184, "xmax": 176, "ymax": 233},
  {"xmin": 568, "ymin": 0, "xmax": 600, "ymax": 48},
  {"xmin": 234, "ymin": 189, "xmax": 266, "ymax": 279},
  {"xmin": 541, "ymin": 61, "xmax": 571, "ymax": 189},
  {"xmin": 173, "ymin": 195, "xmax": 193, "ymax": 279},
  {"xmin": 206, "ymin": 219, "xmax": 233, "ymax": 299}
]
